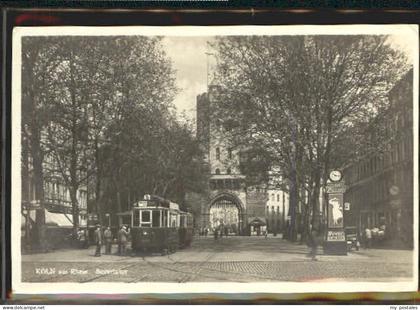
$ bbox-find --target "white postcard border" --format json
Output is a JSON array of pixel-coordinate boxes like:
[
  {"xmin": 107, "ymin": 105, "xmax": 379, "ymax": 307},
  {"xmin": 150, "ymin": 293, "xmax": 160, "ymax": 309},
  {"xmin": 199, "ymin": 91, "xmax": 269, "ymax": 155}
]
[{"xmin": 11, "ymin": 25, "xmax": 419, "ymax": 295}]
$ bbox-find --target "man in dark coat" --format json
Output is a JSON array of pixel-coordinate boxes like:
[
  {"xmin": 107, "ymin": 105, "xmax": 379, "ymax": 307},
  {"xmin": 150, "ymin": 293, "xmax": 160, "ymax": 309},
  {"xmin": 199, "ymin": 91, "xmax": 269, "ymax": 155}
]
[
  {"xmin": 308, "ymin": 222, "xmax": 321, "ymax": 261},
  {"xmin": 104, "ymin": 226, "xmax": 113, "ymax": 254},
  {"xmin": 93, "ymin": 224, "xmax": 102, "ymax": 257},
  {"xmin": 117, "ymin": 225, "xmax": 128, "ymax": 255}
]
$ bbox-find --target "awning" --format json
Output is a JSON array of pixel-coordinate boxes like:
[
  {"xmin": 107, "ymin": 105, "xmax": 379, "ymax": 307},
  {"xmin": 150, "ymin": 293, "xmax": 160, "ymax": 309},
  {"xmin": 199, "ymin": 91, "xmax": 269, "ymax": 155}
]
[
  {"xmin": 21, "ymin": 210, "xmax": 73, "ymax": 228},
  {"xmin": 45, "ymin": 210, "xmax": 73, "ymax": 227}
]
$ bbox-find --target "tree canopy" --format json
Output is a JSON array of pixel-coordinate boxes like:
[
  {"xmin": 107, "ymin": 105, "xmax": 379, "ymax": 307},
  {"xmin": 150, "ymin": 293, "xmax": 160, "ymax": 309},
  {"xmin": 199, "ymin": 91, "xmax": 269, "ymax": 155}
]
[
  {"xmin": 22, "ymin": 36, "xmax": 206, "ymax": 235},
  {"xmin": 211, "ymin": 35, "xmax": 410, "ymax": 240}
]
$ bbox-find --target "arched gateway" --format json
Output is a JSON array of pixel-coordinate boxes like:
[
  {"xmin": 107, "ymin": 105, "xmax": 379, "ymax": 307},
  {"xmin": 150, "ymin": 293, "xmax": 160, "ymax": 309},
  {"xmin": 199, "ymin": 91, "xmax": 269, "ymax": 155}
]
[{"xmin": 208, "ymin": 193, "xmax": 244, "ymax": 235}]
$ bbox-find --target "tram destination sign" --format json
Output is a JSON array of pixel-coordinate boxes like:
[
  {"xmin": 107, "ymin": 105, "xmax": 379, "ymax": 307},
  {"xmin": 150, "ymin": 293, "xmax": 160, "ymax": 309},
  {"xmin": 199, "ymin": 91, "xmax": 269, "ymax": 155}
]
[{"xmin": 325, "ymin": 181, "xmax": 346, "ymax": 194}]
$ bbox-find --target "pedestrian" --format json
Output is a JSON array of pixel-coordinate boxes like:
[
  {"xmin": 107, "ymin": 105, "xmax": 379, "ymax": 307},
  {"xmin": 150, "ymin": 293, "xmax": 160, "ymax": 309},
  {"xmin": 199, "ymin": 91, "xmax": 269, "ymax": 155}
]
[
  {"xmin": 224, "ymin": 226, "xmax": 229, "ymax": 237},
  {"xmin": 77, "ymin": 228, "xmax": 88, "ymax": 248},
  {"xmin": 264, "ymin": 229, "xmax": 268, "ymax": 239},
  {"xmin": 205, "ymin": 227, "xmax": 209, "ymax": 237},
  {"xmin": 93, "ymin": 224, "xmax": 102, "ymax": 257},
  {"xmin": 308, "ymin": 222, "xmax": 320, "ymax": 261},
  {"xmin": 104, "ymin": 226, "xmax": 113, "ymax": 254},
  {"xmin": 365, "ymin": 227, "xmax": 372, "ymax": 249},
  {"xmin": 118, "ymin": 225, "xmax": 128, "ymax": 255},
  {"xmin": 214, "ymin": 228, "xmax": 218, "ymax": 240}
]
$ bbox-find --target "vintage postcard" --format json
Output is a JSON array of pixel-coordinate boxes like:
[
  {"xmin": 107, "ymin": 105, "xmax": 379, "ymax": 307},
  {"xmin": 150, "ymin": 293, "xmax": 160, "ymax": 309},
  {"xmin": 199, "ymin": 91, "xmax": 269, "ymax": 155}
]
[{"xmin": 11, "ymin": 25, "xmax": 418, "ymax": 295}]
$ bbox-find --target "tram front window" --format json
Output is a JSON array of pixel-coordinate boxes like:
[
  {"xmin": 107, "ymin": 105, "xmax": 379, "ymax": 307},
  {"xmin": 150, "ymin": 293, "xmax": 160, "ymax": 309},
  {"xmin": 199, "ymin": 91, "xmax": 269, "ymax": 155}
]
[
  {"xmin": 140, "ymin": 210, "xmax": 151, "ymax": 227},
  {"xmin": 152, "ymin": 210, "xmax": 161, "ymax": 227}
]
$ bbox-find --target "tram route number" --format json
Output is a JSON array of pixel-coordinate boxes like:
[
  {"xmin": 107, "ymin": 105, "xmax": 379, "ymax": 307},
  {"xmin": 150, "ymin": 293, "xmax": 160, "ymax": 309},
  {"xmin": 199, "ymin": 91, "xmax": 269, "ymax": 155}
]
[{"xmin": 327, "ymin": 230, "xmax": 345, "ymax": 241}]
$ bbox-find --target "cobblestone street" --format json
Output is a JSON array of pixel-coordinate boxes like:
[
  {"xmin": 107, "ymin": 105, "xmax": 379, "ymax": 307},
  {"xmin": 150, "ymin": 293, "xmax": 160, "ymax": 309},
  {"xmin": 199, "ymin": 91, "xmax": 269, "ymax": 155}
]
[{"xmin": 21, "ymin": 236, "xmax": 413, "ymax": 283}]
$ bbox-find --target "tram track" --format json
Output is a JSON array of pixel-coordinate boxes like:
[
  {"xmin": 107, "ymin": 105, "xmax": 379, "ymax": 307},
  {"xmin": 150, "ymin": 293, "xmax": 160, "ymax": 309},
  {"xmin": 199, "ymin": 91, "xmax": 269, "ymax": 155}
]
[
  {"xmin": 164, "ymin": 240, "xmax": 283, "ymax": 282},
  {"xmin": 139, "ymin": 244, "xmax": 243, "ymax": 283}
]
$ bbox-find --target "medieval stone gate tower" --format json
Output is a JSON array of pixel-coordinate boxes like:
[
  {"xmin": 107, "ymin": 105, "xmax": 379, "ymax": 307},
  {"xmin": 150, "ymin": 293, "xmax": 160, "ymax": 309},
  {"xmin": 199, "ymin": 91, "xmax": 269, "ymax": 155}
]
[{"xmin": 195, "ymin": 85, "xmax": 267, "ymax": 235}]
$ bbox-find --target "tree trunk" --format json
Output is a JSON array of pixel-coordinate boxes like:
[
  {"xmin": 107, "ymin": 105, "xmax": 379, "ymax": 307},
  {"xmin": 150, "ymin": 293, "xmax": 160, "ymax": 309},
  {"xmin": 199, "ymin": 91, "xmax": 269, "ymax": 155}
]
[
  {"xmin": 311, "ymin": 172, "xmax": 322, "ymax": 228},
  {"xmin": 94, "ymin": 138, "xmax": 102, "ymax": 223},
  {"xmin": 69, "ymin": 186, "xmax": 79, "ymax": 233},
  {"xmin": 288, "ymin": 166, "xmax": 298, "ymax": 242},
  {"xmin": 31, "ymin": 132, "xmax": 46, "ymax": 252}
]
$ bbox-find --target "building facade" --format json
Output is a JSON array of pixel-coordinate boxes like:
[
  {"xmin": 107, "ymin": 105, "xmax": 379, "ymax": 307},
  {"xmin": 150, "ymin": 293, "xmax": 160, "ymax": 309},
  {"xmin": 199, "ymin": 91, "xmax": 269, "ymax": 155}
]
[
  {"xmin": 266, "ymin": 170, "xmax": 290, "ymax": 234},
  {"xmin": 343, "ymin": 70, "xmax": 414, "ymax": 248},
  {"xmin": 21, "ymin": 149, "xmax": 88, "ymax": 249},
  {"xmin": 196, "ymin": 84, "xmax": 268, "ymax": 235}
]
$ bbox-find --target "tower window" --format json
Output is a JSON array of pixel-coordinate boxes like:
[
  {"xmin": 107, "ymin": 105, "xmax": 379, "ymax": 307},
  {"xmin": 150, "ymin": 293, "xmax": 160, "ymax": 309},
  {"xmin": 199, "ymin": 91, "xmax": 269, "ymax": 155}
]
[
  {"xmin": 216, "ymin": 147, "xmax": 220, "ymax": 160},
  {"xmin": 215, "ymin": 168, "xmax": 220, "ymax": 175},
  {"xmin": 228, "ymin": 148, "xmax": 232, "ymax": 159},
  {"xmin": 227, "ymin": 168, "xmax": 231, "ymax": 174}
]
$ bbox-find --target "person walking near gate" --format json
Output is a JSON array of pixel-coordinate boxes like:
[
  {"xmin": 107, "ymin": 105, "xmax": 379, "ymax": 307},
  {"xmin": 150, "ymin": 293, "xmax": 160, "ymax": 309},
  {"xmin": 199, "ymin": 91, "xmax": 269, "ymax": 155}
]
[
  {"xmin": 93, "ymin": 224, "xmax": 102, "ymax": 257},
  {"xmin": 118, "ymin": 225, "xmax": 128, "ymax": 255},
  {"xmin": 104, "ymin": 226, "xmax": 113, "ymax": 254},
  {"xmin": 308, "ymin": 222, "xmax": 321, "ymax": 261},
  {"xmin": 365, "ymin": 227, "xmax": 372, "ymax": 249}
]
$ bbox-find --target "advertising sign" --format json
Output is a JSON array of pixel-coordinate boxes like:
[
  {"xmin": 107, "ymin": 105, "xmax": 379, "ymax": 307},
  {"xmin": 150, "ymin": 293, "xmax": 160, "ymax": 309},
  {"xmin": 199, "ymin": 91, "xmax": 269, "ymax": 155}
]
[
  {"xmin": 327, "ymin": 230, "xmax": 346, "ymax": 241},
  {"xmin": 325, "ymin": 181, "xmax": 346, "ymax": 194},
  {"xmin": 328, "ymin": 193, "xmax": 344, "ymax": 228}
]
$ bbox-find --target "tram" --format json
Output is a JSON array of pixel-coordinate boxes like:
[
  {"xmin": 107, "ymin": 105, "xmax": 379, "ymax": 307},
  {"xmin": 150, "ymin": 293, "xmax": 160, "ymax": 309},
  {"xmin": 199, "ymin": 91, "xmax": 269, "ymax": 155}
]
[{"xmin": 130, "ymin": 194, "xmax": 193, "ymax": 254}]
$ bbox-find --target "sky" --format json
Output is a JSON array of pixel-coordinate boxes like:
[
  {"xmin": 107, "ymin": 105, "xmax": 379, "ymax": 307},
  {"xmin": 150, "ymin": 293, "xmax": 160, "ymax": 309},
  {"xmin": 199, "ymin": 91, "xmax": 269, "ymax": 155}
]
[
  {"xmin": 161, "ymin": 37, "xmax": 212, "ymax": 122},
  {"xmin": 161, "ymin": 35, "xmax": 414, "ymax": 123}
]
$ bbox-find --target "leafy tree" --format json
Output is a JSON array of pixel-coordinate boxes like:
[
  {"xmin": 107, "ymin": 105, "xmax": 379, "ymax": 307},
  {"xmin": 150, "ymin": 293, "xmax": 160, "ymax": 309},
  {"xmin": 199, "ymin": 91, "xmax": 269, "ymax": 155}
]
[
  {"xmin": 22, "ymin": 37, "xmax": 64, "ymax": 250},
  {"xmin": 212, "ymin": 35, "xmax": 409, "ymax": 241},
  {"xmin": 22, "ymin": 36, "xmax": 206, "ymax": 239}
]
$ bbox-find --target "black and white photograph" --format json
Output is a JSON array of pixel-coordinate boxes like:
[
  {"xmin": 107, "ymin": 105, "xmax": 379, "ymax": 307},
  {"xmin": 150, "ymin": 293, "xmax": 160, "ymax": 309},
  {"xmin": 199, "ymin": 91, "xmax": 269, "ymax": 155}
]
[{"xmin": 11, "ymin": 25, "xmax": 418, "ymax": 294}]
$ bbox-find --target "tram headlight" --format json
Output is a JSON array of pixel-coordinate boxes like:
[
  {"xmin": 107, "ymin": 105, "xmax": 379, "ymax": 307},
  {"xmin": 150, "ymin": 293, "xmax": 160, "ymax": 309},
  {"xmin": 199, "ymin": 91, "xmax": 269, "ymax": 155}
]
[{"xmin": 143, "ymin": 231, "xmax": 148, "ymax": 235}]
